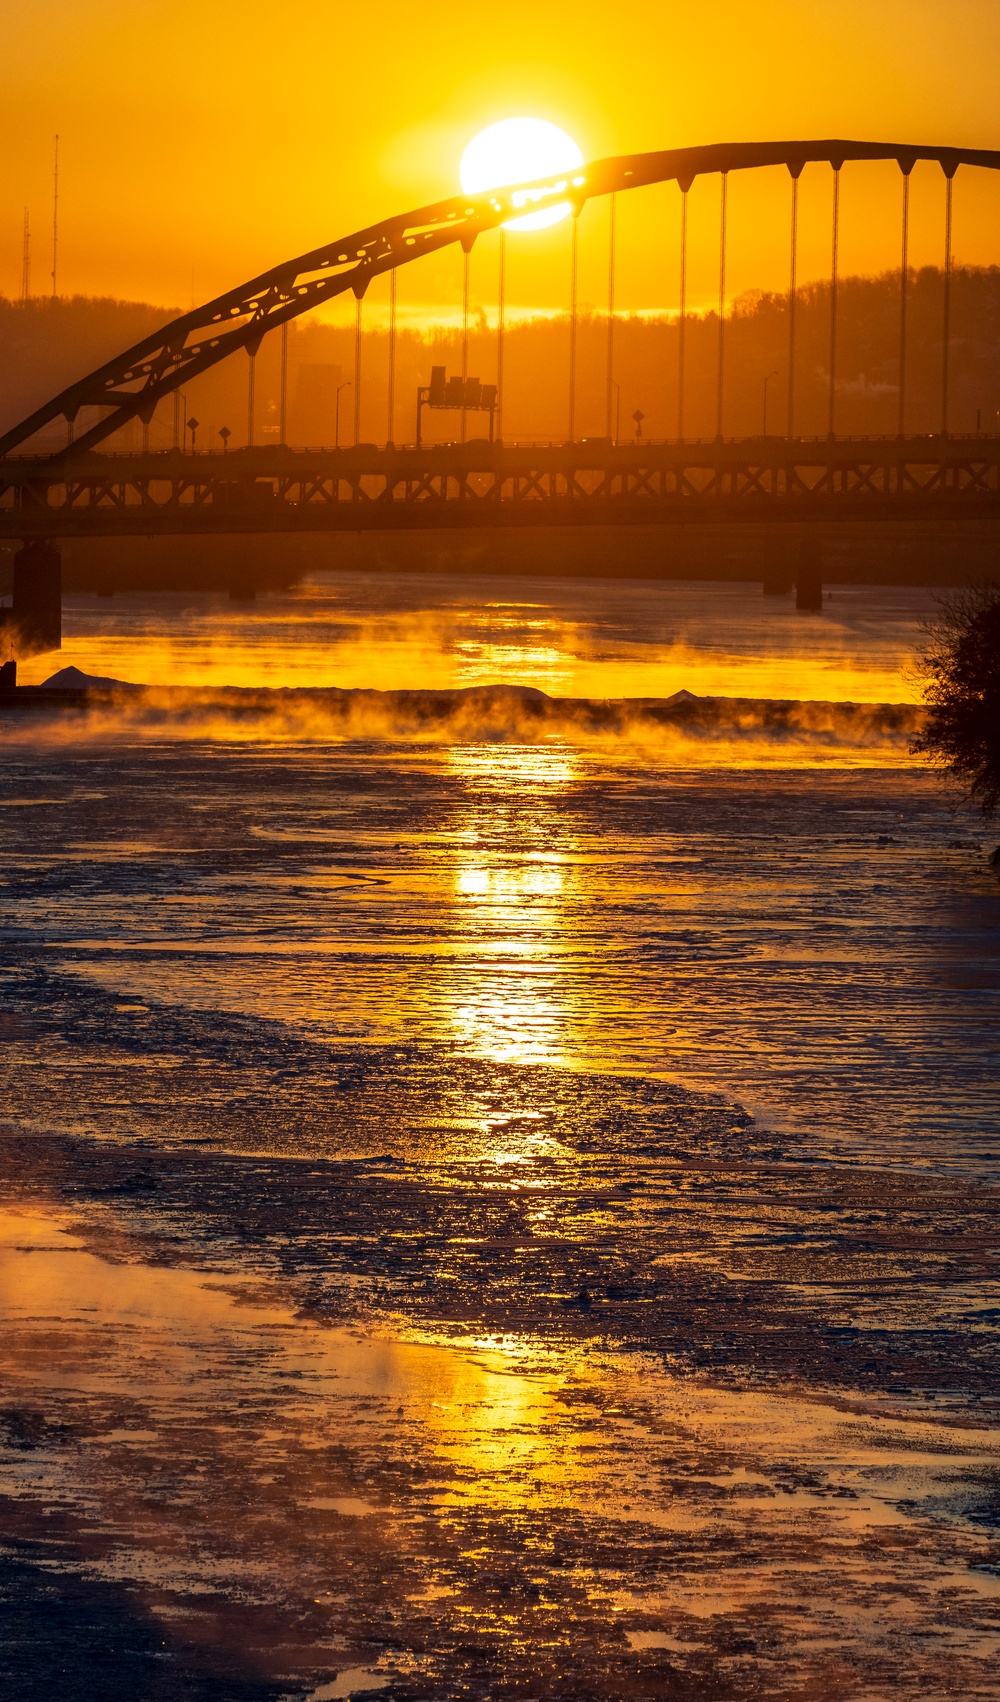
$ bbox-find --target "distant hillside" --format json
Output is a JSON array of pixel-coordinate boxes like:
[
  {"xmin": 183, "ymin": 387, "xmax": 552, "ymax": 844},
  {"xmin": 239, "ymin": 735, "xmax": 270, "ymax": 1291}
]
[
  {"xmin": 3, "ymin": 267, "xmax": 1000, "ymax": 450},
  {"xmin": 0, "ymin": 297, "xmax": 179, "ymax": 437}
]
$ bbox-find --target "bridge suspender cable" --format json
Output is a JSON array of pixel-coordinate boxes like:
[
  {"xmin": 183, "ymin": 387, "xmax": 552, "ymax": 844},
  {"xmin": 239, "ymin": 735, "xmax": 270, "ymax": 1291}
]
[
  {"xmin": 787, "ymin": 165, "xmax": 801, "ymax": 440},
  {"xmin": 568, "ymin": 212, "xmax": 578, "ymax": 443},
  {"xmin": 496, "ymin": 231, "xmax": 506, "ymax": 443},
  {"xmin": 4, "ymin": 139, "xmax": 999, "ymax": 463},
  {"xmin": 605, "ymin": 194, "xmax": 616, "ymax": 442},
  {"xmin": 461, "ymin": 248, "xmax": 470, "ymax": 444},
  {"xmin": 354, "ymin": 293, "xmax": 363, "ymax": 448},
  {"xmin": 942, "ymin": 165, "xmax": 955, "ymax": 438},
  {"xmin": 898, "ymin": 164, "xmax": 911, "ymax": 440},
  {"xmin": 716, "ymin": 173, "xmax": 727, "ymax": 441},
  {"xmin": 677, "ymin": 183, "xmax": 688, "ymax": 443},
  {"xmin": 280, "ymin": 321, "xmax": 288, "ymax": 446},
  {"xmin": 387, "ymin": 269, "xmax": 397, "ymax": 447},
  {"xmin": 828, "ymin": 164, "xmax": 841, "ymax": 440}
]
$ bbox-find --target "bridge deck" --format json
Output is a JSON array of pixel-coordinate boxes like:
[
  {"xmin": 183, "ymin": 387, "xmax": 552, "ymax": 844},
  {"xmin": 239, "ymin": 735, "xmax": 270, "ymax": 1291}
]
[{"xmin": 2, "ymin": 438, "xmax": 999, "ymax": 538}]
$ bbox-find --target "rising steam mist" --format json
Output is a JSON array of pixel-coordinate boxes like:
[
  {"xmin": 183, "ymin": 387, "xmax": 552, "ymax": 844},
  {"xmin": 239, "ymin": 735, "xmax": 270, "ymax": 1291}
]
[{"xmin": 0, "ymin": 684, "xmax": 923, "ymax": 767}]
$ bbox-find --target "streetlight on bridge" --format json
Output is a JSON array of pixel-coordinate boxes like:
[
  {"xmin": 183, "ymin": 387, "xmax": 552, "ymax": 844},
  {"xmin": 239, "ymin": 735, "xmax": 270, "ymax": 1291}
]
[{"xmin": 335, "ymin": 380, "xmax": 352, "ymax": 449}]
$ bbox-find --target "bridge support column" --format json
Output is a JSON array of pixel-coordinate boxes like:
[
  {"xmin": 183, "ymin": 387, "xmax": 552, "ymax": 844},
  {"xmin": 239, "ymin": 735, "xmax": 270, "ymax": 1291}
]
[
  {"xmin": 7, "ymin": 541, "xmax": 62, "ymax": 656},
  {"xmin": 794, "ymin": 541, "xmax": 823, "ymax": 611}
]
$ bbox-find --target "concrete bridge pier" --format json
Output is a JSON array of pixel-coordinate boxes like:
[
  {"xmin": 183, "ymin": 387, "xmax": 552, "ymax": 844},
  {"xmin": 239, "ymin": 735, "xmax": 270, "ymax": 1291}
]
[
  {"xmin": 5, "ymin": 541, "xmax": 62, "ymax": 656},
  {"xmin": 794, "ymin": 540, "xmax": 824, "ymax": 611}
]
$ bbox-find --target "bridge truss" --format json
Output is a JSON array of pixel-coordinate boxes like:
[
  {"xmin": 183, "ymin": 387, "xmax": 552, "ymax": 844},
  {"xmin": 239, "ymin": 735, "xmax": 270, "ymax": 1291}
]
[{"xmin": 3, "ymin": 438, "xmax": 999, "ymax": 539}]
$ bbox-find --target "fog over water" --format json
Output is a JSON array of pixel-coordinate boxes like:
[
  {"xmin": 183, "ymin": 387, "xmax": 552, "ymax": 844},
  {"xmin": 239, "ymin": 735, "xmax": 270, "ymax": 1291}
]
[{"xmin": 19, "ymin": 572, "xmax": 936, "ymax": 702}]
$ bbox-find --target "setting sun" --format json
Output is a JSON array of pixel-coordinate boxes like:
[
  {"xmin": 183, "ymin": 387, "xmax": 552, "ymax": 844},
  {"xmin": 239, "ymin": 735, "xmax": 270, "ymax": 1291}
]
[{"xmin": 459, "ymin": 117, "xmax": 584, "ymax": 230}]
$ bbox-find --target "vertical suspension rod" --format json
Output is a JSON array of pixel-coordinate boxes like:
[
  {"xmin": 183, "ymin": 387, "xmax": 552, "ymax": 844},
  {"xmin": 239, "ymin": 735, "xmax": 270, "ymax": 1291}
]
[
  {"xmin": 828, "ymin": 164, "xmax": 841, "ymax": 439},
  {"xmin": 496, "ymin": 231, "xmax": 506, "ymax": 442},
  {"xmin": 941, "ymin": 166, "xmax": 955, "ymax": 437},
  {"xmin": 51, "ymin": 134, "xmax": 59, "ymax": 300},
  {"xmin": 605, "ymin": 192, "xmax": 616, "ymax": 441},
  {"xmin": 716, "ymin": 172, "xmax": 727, "ymax": 440},
  {"xmin": 461, "ymin": 246, "xmax": 470, "ymax": 443},
  {"xmin": 677, "ymin": 184, "xmax": 688, "ymax": 442},
  {"xmin": 353, "ymin": 292, "xmax": 363, "ymax": 446},
  {"xmin": 387, "ymin": 268, "xmax": 397, "ymax": 446},
  {"xmin": 568, "ymin": 212, "xmax": 579, "ymax": 443},
  {"xmin": 898, "ymin": 166, "xmax": 911, "ymax": 439},
  {"xmin": 247, "ymin": 351, "xmax": 256, "ymax": 447},
  {"xmin": 787, "ymin": 167, "xmax": 800, "ymax": 439},
  {"xmin": 279, "ymin": 321, "xmax": 288, "ymax": 446}
]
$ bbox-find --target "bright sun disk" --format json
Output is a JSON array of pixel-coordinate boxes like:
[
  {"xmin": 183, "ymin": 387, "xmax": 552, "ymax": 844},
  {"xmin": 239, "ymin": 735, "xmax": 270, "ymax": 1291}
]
[{"xmin": 459, "ymin": 118, "xmax": 584, "ymax": 232}]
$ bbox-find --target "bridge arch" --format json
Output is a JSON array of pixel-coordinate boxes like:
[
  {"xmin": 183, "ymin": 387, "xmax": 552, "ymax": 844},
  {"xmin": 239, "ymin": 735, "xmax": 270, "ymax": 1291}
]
[{"xmin": 3, "ymin": 138, "xmax": 999, "ymax": 462}]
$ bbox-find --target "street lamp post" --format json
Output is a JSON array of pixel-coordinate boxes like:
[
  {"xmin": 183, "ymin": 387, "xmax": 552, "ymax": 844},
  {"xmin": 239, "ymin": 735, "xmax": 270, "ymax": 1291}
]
[
  {"xmin": 335, "ymin": 380, "xmax": 352, "ymax": 449},
  {"xmin": 762, "ymin": 370, "xmax": 779, "ymax": 437}
]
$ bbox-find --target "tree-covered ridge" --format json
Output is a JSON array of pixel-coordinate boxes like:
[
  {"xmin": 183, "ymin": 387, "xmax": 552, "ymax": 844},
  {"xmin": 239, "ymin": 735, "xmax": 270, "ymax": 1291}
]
[{"xmin": 3, "ymin": 266, "xmax": 1000, "ymax": 449}]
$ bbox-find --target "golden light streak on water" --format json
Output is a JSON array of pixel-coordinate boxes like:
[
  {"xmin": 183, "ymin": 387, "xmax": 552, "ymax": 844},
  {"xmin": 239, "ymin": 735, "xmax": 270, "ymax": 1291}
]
[
  {"xmin": 443, "ymin": 742, "xmax": 591, "ymax": 1075},
  {"xmin": 15, "ymin": 577, "xmax": 932, "ymax": 705}
]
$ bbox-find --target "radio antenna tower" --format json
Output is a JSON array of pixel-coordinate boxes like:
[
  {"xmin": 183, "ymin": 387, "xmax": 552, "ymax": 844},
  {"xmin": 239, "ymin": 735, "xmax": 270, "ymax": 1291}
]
[
  {"xmin": 21, "ymin": 208, "xmax": 30, "ymax": 301},
  {"xmin": 51, "ymin": 134, "xmax": 59, "ymax": 298}
]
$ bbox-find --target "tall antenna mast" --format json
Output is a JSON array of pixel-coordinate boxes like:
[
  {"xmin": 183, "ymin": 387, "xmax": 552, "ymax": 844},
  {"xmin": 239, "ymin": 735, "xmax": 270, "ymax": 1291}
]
[
  {"xmin": 51, "ymin": 134, "xmax": 59, "ymax": 298},
  {"xmin": 21, "ymin": 208, "xmax": 30, "ymax": 301}
]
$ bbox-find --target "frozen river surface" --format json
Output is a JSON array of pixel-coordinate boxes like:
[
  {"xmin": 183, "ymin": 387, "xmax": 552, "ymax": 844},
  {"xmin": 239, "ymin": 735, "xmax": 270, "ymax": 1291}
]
[{"xmin": 0, "ymin": 573, "xmax": 998, "ymax": 1698}]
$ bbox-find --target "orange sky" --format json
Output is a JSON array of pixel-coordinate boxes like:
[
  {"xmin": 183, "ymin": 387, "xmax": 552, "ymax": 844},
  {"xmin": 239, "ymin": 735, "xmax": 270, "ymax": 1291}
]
[{"xmin": 3, "ymin": 0, "xmax": 1000, "ymax": 323}]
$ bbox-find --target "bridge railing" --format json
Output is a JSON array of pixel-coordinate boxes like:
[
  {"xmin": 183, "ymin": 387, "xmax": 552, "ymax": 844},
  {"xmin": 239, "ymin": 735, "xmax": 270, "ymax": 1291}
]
[{"xmin": 2, "ymin": 437, "xmax": 998, "ymax": 541}]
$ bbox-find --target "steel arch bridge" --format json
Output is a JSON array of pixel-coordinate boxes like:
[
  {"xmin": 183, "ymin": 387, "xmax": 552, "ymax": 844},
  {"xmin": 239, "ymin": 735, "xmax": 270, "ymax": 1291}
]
[
  {"xmin": 3, "ymin": 135, "xmax": 1000, "ymax": 657},
  {"xmin": 3, "ymin": 136, "xmax": 999, "ymax": 464}
]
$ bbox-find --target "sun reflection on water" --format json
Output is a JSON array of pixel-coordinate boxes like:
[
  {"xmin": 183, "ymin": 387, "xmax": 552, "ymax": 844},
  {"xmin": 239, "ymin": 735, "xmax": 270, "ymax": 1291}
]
[
  {"xmin": 444, "ymin": 743, "xmax": 590, "ymax": 1089},
  {"xmin": 447, "ymin": 742, "xmax": 580, "ymax": 789},
  {"xmin": 453, "ymin": 635, "xmax": 573, "ymax": 695}
]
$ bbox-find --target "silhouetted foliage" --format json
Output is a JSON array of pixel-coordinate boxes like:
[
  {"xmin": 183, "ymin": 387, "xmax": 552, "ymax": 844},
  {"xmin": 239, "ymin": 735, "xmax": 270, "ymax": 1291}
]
[{"xmin": 912, "ymin": 583, "xmax": 1000, "ymax": 820}]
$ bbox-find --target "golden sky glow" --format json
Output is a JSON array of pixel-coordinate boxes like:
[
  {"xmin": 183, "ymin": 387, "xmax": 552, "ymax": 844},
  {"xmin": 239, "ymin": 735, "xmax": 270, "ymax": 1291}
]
[{"xmin": 3, "ymin": 0, "xmax": 1000, "ymax": 318}]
